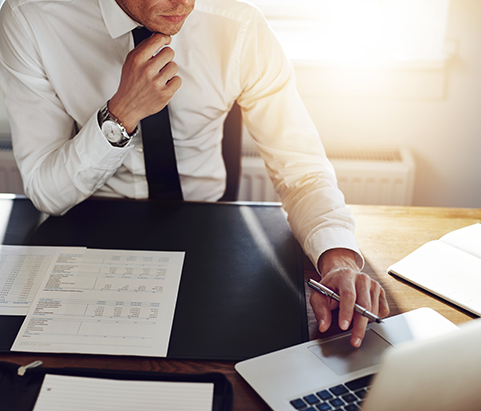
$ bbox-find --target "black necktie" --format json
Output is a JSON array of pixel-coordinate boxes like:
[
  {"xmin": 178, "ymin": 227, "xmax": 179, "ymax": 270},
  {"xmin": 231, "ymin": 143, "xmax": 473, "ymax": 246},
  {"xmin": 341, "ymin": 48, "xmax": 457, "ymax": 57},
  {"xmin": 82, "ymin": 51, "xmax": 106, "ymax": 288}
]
[{"xmin": 132, "ymin": 26, "xmax": 183, "ymax": 200}]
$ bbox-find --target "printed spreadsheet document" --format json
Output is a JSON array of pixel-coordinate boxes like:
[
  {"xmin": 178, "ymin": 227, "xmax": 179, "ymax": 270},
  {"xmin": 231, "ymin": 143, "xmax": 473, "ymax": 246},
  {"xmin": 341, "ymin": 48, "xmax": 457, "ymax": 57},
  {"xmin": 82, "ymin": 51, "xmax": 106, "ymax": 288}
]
[
  {"xmin": 6, "ymin": 246, "xmax": 185, "ymax": 357},
  {"xmin": 0, "ymin": 245, "xmax": 73, "ymax": 316}
]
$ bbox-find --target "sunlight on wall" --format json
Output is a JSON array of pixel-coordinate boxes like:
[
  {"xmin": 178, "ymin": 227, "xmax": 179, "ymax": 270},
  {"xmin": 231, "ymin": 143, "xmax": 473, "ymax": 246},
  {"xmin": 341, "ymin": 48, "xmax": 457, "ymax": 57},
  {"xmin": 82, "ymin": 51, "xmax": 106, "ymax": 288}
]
[
  {"xmin": 385, "ymin": 0, "xmax": 450, "ymax": 60},
  {"xmin": 312, "ymin": 0, "xmax": 387, "ymax": 61},
  {"xmin": 256, "ymin": 0, "xmax": 451, "ymax": 64}
]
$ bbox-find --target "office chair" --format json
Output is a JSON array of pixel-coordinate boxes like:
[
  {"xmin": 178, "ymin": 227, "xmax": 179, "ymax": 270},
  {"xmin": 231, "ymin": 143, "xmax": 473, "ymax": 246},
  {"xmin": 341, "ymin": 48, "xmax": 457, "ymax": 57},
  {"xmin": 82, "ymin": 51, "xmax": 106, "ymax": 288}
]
[{"xmin": 219, "ymin": 102, "xmax": 242, "ymax": 201}]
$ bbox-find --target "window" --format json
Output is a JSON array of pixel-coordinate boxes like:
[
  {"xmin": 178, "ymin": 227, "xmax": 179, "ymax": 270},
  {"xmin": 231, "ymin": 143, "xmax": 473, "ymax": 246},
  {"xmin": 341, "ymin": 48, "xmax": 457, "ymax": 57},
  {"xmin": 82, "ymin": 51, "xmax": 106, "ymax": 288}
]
[{"xmin": 250, "ymin": 0, "xmax": 451, "ymax": 65}]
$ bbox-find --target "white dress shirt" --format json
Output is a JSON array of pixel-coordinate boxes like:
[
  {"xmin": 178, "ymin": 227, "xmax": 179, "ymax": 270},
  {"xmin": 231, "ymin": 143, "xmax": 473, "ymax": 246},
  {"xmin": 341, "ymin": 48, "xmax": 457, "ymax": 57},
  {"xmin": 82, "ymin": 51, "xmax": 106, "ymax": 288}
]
[{"xmin": 0, "ymin": 0, "xmax": 362, "ymax": 269}]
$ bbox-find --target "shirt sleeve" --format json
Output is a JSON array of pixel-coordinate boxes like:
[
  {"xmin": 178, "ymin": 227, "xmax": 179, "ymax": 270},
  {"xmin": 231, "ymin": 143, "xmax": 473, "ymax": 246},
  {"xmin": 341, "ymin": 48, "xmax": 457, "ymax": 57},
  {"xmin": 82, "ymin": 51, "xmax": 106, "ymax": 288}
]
[
  {"xmin": 236, "ymin": 9, "xmax": 364, "ymax": 271},
  {"xmin": 0, "ymin": 3, "xmax": 132, "ymax": 216}
]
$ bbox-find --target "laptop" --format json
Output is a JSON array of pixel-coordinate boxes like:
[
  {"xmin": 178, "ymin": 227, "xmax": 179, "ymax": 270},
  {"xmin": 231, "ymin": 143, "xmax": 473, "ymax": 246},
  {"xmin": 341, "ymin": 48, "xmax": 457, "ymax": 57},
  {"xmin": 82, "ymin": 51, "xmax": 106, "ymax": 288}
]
[{"xmin": 235, "ymin": 308, "xmax": 481, "ymax": 411}]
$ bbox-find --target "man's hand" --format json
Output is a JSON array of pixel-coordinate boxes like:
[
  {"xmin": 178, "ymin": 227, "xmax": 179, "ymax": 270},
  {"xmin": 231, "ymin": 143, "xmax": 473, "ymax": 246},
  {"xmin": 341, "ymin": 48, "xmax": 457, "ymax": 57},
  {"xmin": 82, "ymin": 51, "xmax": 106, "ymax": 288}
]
[
  {"xmin": 310, "ymin": 248, "xmax": 390, "ymax": 348},
  {"xmin": 108, "ymin": 32, "xmax": 182, "ymax": 134}
]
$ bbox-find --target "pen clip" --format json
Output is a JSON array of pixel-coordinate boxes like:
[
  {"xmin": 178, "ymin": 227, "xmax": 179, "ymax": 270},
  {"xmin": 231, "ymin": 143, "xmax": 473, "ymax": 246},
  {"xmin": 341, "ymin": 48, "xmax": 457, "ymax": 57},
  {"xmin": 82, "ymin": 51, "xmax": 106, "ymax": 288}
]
[{"xmin": 17, "ymin": 360, "xmax": 43, "ymax": 376}]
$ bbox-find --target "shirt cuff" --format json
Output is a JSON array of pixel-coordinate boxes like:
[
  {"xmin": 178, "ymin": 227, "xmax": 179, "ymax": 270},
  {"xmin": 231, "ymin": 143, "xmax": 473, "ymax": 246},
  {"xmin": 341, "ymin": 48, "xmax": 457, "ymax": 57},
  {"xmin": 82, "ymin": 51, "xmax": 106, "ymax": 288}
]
[
  {"xmin": 303, "ymin": 225, "xmax": 365, "ymax": 275},
  {"xmin": 73, "ymin": 110, "xmax": 134, "ymax": 169}
]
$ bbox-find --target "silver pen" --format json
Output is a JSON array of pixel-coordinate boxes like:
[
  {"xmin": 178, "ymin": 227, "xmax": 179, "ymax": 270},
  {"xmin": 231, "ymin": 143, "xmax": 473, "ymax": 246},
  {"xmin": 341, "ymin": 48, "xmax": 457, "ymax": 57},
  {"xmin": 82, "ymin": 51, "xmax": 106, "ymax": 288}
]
[{"xmin": 308, "ymin": 278, "xmax": 383, "ymax": 324}]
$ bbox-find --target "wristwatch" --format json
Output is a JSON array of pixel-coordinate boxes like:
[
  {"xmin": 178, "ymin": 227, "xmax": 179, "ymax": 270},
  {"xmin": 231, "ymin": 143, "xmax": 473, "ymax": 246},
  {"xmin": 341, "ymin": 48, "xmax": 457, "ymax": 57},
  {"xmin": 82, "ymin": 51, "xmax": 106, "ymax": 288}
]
[{"xmin": 98, "ymin": 101, "xmax": 139, "ymax": 147}]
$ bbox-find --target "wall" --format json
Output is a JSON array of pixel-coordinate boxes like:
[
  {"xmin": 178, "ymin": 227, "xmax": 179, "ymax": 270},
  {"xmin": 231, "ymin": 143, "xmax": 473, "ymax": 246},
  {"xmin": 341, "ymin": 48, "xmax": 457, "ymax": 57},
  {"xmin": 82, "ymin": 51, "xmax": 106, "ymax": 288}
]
[{"xmin": 296, "ymin": 0, "xmax": 481, "ymax": 208}]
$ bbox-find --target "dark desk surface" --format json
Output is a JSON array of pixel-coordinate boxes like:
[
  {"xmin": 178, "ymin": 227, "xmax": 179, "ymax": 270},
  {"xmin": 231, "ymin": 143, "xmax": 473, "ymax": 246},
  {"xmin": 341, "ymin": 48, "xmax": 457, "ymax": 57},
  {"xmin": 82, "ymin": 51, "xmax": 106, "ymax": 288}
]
[
  {"xmin": 0, "ymin": 195, "xmax": 479, "ymax": 411},
  {"xmin": 9, "ymin": 197, "xmax": 308, "ymax": 361}
]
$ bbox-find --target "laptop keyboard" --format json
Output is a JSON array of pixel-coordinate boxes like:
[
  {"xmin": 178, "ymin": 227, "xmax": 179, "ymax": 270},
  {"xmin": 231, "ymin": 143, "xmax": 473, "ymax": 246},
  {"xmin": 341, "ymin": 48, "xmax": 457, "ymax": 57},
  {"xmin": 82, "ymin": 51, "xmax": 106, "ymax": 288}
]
[{"xmin": 289, "ymin": 374, "xmax": 374, "ymax": 411}]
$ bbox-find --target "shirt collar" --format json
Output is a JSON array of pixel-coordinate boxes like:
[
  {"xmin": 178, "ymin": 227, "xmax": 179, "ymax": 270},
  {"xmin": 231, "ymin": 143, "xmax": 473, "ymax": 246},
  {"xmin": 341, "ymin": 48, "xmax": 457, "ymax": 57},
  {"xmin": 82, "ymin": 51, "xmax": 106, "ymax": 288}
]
[{"xmin": 98, "ymin": 0, "xmax": 139, "ymax": 39}]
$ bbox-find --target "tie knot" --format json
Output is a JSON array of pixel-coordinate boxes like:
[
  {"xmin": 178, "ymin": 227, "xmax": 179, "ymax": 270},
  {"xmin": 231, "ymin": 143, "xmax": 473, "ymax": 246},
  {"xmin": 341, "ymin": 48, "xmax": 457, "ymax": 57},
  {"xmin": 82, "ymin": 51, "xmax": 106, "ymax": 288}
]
[{"xmin": 132, "ymin": 26, "xmax": 152, "ymax": 46}]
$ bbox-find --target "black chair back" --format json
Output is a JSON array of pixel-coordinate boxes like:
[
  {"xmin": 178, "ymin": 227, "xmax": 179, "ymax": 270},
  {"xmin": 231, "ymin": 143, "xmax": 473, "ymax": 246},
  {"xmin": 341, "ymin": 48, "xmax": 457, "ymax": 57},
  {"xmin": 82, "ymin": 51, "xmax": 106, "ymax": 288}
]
[{"xmin": 219, "ymin": 102, "xmax": 242, "ymax": 201}]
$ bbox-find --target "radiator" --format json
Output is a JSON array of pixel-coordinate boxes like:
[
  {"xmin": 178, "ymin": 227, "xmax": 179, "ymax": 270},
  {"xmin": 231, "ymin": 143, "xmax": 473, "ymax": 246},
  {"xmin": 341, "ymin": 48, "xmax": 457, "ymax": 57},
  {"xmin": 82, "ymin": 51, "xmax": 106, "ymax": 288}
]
[
  {"xmin": 238, "ymin": 134, "xmax": 415, "ymax": 206},
  {"xmin": 0, "ymin": 138, "xmax": 24, "ymax": 195},
  {"xmin": 1, "ymin": 134, "xmax": 415, "ymax": 205},
  {"xmin": 326, "ymin": 147, "xmax": 415, "ymax": 206}
]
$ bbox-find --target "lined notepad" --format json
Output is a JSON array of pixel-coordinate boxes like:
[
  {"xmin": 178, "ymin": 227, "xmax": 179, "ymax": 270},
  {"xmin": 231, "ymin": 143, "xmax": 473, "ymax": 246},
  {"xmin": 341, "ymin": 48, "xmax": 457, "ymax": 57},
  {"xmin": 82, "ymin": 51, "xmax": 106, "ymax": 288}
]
[{"xmin": 33, "ymin": 374, "xmax": 214, "ymax": 411}]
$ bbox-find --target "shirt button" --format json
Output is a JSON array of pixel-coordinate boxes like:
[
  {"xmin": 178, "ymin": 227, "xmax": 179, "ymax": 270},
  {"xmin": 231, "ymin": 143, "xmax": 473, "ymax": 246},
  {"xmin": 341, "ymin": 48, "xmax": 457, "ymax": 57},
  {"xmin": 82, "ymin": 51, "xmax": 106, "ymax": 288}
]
[{"xmin": 136, "ymin": 147, "xmax": 143, "ymax": 154}]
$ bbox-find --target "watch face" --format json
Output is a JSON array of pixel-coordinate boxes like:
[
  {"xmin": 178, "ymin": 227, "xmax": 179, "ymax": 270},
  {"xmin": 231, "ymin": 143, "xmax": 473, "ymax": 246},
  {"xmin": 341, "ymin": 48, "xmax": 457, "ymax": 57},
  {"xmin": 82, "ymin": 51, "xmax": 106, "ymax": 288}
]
[{"xmin": 102, "ymin": 120, "xmax": 122, "ymax": 143}]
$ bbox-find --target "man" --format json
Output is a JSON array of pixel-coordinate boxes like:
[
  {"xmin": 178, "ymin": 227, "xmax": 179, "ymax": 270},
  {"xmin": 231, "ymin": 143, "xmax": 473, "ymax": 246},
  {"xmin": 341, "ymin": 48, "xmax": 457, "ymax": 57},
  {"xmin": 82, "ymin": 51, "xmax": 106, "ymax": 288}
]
[{"xmin": 0, "ymin": 0, "xmax": 389, "ymax": 347}]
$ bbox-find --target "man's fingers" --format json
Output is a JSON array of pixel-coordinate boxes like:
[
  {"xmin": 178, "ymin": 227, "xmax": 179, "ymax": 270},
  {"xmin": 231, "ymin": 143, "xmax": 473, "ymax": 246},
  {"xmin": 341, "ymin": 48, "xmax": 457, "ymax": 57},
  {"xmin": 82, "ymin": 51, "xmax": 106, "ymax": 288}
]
[
  {"xmin": 337, "ymin": 287, "xmax": 356, "ymax": 331},
  {"xmin": 318, "ymin": 270, "xmax": 390, "ymax": 348},
  {"xmin": 310, "ymin": 291, "xmax": 334, "ymax": 333},
  {"xmin": 164, "ymin": 74, "xmax": 182, "ymax": 93},
  {"xmin": 135, "ymin": 32, "xmax": 172, "ymax": 59},
  {"xmin": 343, "ymin": 276, "xmax": 372, "ymax": 348},
  {"xmin": 350, "ymin": 313, "xmax": 369, "ymax": 348},
  {"xmin": 378, "ymin": 286, "xmax": 390, "ymax": 318},
  {"xmin": 312, "ymin": 248, "xmax": 391, "ymax": 349},
  {"xmin": 150, "ymin": 46, "xmax": 175, "ymax": 70},
  {"xmin": 156, "ymin": 60, "xmax": 179, "ymax": 84},
  {"xmin": 369, "ymin": 282, "xmax": 381, "ymax": 317},
  {"xmin": 110, "ymin": 33, "xmax": 181, "ymax": 131},
  {"xmin": 127, "ymin": 35, "xmax": 173, "ymax": 76},
  {"xmin": 337, "ymin": 272, "xmax": 370, "ymax": 331},
  {"xmin": 367, "ymin": 279, "xmax": 390, "ymax": 318},
  {"xmin": 345, "ymin": 275, "xmax": 388, "ymax": 347}
]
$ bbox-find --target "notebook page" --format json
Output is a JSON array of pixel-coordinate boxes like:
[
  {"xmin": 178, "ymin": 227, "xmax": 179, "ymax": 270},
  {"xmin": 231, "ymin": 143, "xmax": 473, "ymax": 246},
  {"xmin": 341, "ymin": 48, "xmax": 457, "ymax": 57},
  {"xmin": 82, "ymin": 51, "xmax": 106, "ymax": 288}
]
[
  {"xmin": 440, "ymin": 223, "xmax": 481, "ymax": 259},
  {"xmin": 33, "ymin": 374, "xmax": 214, "ymax": 411},
  {"xmin": 388, "ymin": 240, "xmax": 481, "ymax": 316}
]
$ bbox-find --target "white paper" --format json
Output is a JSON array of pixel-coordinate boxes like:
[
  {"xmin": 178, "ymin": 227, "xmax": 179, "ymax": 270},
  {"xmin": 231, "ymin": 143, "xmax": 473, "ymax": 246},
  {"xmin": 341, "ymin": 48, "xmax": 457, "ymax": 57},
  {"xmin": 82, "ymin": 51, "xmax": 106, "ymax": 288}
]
[
  {"xmin": 389, "ymin": 240, "xmax": 481, "ymax": 316},
  {"xmin": 12, "ymin": 248, "xmax": 185, "ymax": 357},
  {"xmin": 440, "ymin": 223, "xmax": 481, "ymax": 259},
  {"xmin": 0, "ymin": 245, "xmax": 80, "ymax": 315},
  {"xmin": 33, "ymin": 374, "xmax": 213, "ymax": 411}
]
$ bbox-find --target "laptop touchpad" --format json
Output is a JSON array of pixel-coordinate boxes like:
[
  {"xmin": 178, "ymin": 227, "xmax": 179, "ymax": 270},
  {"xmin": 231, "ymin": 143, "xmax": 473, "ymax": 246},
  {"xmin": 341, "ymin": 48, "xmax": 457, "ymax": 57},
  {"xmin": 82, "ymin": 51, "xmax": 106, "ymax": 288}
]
[{"xmin": 308, "ymin": 330, "xmax": 391, "ymax": 376}]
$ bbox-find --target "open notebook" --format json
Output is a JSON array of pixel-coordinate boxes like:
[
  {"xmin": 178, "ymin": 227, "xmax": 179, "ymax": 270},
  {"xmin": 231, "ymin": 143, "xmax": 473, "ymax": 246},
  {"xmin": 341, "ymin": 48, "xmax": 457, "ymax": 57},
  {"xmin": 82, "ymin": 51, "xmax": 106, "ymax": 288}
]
[{"xmin": 388, "ymin": 223, "xmax": 481, "ymax": 315}]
